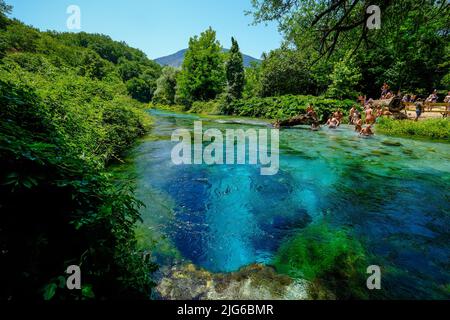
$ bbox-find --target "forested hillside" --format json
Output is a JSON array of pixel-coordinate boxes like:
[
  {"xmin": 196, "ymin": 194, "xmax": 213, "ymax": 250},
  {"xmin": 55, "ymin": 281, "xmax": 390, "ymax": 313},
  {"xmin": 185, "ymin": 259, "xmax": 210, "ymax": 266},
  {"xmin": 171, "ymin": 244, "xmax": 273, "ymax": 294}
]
[{"xmin": 0, "ymin": 2, "xmax": 161, "ymax": 300}]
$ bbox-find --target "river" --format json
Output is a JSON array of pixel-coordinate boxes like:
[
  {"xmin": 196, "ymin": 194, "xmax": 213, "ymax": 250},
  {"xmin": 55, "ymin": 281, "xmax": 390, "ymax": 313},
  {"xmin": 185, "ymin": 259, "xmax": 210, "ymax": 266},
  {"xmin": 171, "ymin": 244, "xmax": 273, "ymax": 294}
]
[{"xmin": 125, "ymin": 110, "xmax": 449, "ymax": 299}]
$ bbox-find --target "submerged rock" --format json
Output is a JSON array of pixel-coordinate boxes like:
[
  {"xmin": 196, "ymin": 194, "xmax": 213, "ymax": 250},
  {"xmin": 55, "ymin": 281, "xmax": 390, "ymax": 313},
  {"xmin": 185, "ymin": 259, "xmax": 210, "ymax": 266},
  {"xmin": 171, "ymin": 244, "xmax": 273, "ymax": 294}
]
[
  {"xmin": 156, "ymin": 263, "xmax": 325, "ymax": 300},
  {"xmin": 381, "ymin": 140, "xmax": 403, "ymax": 147}
]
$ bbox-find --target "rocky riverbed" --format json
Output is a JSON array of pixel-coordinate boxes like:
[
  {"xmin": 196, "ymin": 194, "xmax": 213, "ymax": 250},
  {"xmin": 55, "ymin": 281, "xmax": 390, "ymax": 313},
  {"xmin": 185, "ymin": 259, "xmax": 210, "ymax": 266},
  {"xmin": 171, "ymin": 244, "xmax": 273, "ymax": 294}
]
[{"xmin": 155, "ymin": 263, "xmax": 335, "ymax": 300}]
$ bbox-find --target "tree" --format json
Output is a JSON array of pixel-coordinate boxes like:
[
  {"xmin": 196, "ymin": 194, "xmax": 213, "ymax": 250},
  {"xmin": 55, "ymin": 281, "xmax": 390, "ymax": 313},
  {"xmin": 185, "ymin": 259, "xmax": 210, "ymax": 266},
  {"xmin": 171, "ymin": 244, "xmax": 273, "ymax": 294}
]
[
  {"xmin": 175, "ymin": 27, "xmax": 225, "ymax": 106},
  {"xmin": 243, "ymin": 61, "xmax": 262, "ymax": 98},
  {"xmin": 118, "ymin": 58, "xmax": 141, "ymax": 82},
  {"xmin": 4, "ymin": 21, "xmax": 40, "ymax": 52},
  {"xmin": 225, "ymin": 37, "xmax": 245, "ymax": 99},
  {"xmin": 259, "ymin": 47, "xmax": 316, "ymax": 97},
  {"xmin": 152, "ymin": 66, "xmax": 179, "ymax": 105},
  {"xmin": 250, "ymin": 0, "xmax": 450, "ymax": 97},
  {"xmin": 250, "ymin": 0, "xmax": 449, "ymax": 59},
  {"xmin": 79, "ymin": 50, "xmax": 108, "ymax": 80},
  {"xmin": 326, "ymin": 52, "xmax": 361, "ymax": 99},
  {"xmin": 0, "ymin": 0, "xmax": 12, "ymax": 29},
  {"xmin": 126, "ymin": 77, "xmax": 153, "ymax": 102}
]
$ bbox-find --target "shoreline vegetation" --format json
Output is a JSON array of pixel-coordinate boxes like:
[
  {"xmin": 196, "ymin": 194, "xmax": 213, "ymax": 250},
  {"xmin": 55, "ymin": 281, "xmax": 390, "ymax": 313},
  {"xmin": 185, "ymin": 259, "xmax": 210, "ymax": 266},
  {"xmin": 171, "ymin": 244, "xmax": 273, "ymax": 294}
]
[
  {"xmin": 152, "ymin": 103, "xmax": 450, "ymax": 141},
  {"xmin": 0, "ymin": 9, "xmax": 159, "ymax": 299},
  {"xmin": 376, "ymin": 117, "xmax": 449, "ymax": 141}
]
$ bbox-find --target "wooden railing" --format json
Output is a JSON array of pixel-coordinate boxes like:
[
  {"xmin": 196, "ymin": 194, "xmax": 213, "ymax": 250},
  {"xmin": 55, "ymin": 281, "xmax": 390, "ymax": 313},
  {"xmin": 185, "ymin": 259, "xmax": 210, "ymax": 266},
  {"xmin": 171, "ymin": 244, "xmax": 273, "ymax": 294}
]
[{"xmin": 404, "ymin": 102, "xmax": 450, "ymax": 117}]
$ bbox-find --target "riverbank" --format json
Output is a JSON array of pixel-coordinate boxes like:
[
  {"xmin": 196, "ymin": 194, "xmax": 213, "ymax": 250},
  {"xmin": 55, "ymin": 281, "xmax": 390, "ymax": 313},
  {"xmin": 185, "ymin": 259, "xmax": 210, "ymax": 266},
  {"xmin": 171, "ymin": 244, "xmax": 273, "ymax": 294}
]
[
  {"xmin": 151, "ymin": 102, "xmax": 449, "ymax": 141},
  {"xmin": 155, "ymin": 263, "xmax": 328, "ymax": 300},
  {"xmin": 376, "ymin": 117, "xmax": 449, "ymax": 140}
]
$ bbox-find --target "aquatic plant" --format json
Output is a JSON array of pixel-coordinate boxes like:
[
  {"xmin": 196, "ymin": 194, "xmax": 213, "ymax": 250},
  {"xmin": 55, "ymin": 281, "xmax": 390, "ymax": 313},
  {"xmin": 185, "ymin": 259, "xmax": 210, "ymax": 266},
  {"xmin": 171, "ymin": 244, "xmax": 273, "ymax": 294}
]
[{"xmin": 273, "ymin": 222, "xmax": 374, "ymax": 299}]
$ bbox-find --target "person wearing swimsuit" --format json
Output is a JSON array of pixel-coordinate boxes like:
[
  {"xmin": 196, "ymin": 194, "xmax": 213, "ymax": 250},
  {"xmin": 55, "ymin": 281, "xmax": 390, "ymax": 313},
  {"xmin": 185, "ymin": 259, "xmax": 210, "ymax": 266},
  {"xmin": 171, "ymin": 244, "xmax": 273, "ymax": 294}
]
[{"xmin": 365, "ymin": 105, "xmax": 375, "ymax": 124}]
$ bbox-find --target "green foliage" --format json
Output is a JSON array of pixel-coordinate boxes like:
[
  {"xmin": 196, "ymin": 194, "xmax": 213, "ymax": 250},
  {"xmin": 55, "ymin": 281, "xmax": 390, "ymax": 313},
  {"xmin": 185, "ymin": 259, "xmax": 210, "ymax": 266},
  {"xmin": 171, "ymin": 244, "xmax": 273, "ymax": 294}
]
[
  {"xmin": 0, "ymin": 13, "xmax": 157, "ymax": 300},
  {"xmin": 249, "ymin": 0, "xmax": 449, "ymax": 98},
  {"xmin": 189, "ymin": 100, "xmax": 221, "ymax": 115},
  {"xmin": 175, "ymin": 27, "xmax": 225, "ymax": 106},
  {"xmin": 152, "ymin": 66, "xmax": 179, "ymax": 105},
  {"xmin": 0, "ymin": 0, "xmax": 10, "ymax": 24},
  {"xmin": 326, "ymin": 53, "xmax": 362, "ymax": 99},
  {"xmin": 126, "ymin": 77, "xmax": 154, "ymax": 103},
  {"xmin": 259, "ymin": 47, "xmax": 317, "ymax": 97},
  {"xmin": 79, "ymin": 50, "xmax": 109, "ymax": 80},
  {"xmin": 150, "ymin": 104, "xmax": 186, "ymax": 113},
  {"xmin": 243, "ymin": 61, "xmax": 262, "ymax": 98},
  {"xmin": 376, "ymin": 118, "xmax": 450, "ymax": 140},
  {"xmin": 117, "ymin": 58, "xmax": 142, "ymax": 81},
  {"xmin": 51, "ymin": 32, "xmax": 150, "ymax": 65},
  {"xmin": 226, "ymin": 94, "xmax": 354, "ymax": 121},
  {"xmin": 273, "ymin": 223, "xmax": 372, "ymax": 299},
  {"xmin": 4, "ymin": 20, "xmax": 40, "ymax": 52},
  {"xmin": 44, "ymin": 31, "xmax": 161, "ymax": 102},
  {"xmin": 225, "ymin": 37, "xmax": 245, "ymax": 99}
]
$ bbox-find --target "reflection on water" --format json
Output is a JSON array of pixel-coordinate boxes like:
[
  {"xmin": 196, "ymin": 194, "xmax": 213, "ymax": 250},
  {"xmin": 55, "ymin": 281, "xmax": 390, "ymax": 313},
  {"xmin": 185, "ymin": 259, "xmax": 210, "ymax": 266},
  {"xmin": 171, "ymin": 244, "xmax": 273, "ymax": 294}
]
[{"xmin": 133, "ymin": 110, "xmax": 450, "ymax": 299}]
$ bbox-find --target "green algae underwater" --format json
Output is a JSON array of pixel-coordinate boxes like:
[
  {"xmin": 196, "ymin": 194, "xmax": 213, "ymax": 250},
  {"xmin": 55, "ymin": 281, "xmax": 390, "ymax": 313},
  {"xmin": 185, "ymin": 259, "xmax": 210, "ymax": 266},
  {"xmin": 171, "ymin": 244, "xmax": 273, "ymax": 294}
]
[{"xmin": 114, "ymin": 110, "xmax": 450, "ymax": 300}]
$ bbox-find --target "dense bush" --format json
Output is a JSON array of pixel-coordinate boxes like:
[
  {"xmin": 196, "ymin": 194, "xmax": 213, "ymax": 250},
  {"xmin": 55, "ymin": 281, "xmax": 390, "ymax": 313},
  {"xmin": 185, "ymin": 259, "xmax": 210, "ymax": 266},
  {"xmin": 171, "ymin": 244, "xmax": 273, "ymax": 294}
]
[
  {"xmin": 0, "ymin": 11, "xmax": 156, "ymax": 300},
  {"xmin": 152, "ymin": 66, "xmax": 179, "ymax": 105},
  {"xmin": 126, "ymin": 77, "xmax": 154, "ymax": 103},
  {"xmin": 189, "ymin": 100, "xmax": 221, "ymax": 115},
  {"xmin": 226, "ymin": 95, "xmax": 354, "ymax": 121},
  {"xmin": 376, "ymin": 117, "xmax": 450, "ymax": 140},
  {"xmin": 150, "ymin": 104, "xmax": 187, "ymax": 113},
  {"xmin": 0, "ymin": 76, "xmax": 154, "ymax": 300}
]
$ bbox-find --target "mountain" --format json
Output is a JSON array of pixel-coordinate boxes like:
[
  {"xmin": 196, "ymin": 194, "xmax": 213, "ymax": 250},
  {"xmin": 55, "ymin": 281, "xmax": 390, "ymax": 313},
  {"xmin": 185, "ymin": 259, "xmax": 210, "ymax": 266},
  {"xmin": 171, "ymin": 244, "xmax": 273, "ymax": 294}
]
[{"xmin": 154, "ymin": 49, "xmax": 261, "ymax": 68}]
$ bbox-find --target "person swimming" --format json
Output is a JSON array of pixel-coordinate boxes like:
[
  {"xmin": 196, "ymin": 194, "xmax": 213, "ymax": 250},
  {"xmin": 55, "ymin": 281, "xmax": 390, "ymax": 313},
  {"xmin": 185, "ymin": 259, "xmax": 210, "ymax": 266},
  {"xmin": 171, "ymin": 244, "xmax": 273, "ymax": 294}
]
[
  {"xmin": 352, "ymin": 109, "xmax": 361, "ymax": 125},
  {"xmin": 355, "ymin": 115, "xmax": 363, "ymax": 132},
  {"xmin": 348, "ymin": 106, "xmax": 357, "ymax": 124},
  {"xmin": 327, "ymin": 117, "xmax": 339, "ymax": 129},
  {"xmin": 311, "ymin": 122, "xmax": 320, "ymax": 131},
  {"xmin": 365, "ymin": 104, "xmax": 375, "ymax": 124},
  {"xmin": 333, "ymin": 110, "xmax": 344, "ymax": 124},
  {"xmin": 360, "ymin": 125, "xmax": 374, "ymax": 136}
]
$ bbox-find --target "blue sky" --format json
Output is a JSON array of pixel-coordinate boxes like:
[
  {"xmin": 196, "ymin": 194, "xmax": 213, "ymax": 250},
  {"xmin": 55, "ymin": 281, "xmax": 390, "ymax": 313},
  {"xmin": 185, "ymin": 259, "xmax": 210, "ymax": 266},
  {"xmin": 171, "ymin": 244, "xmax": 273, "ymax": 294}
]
[{"xmin": 6, "ymin": 0, "xmax": 283, "ymax": 59}]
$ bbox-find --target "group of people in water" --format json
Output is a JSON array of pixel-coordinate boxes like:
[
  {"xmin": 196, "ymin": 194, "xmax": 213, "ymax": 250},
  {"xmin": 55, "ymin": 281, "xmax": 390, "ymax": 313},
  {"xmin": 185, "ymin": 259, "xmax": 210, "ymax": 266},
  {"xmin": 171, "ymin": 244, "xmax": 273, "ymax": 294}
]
[
  {"xmin": 302, "ymin": 83, "xmax": 449, "ymax": 136},
  {"xmin": 326, "ymin": 103, "xmax": 378, "ymax": 136},
  {"xmin": 305, "ymin": 103, "xmax": 377, "ymax": 136}
]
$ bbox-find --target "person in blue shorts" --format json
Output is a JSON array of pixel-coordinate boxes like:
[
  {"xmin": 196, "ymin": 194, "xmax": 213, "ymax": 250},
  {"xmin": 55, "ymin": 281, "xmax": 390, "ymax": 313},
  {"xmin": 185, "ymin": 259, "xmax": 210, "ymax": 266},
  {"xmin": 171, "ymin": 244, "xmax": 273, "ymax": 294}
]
[{"xmin": 415, "ymin": 99, "xmax": 424, "ymax": 121}]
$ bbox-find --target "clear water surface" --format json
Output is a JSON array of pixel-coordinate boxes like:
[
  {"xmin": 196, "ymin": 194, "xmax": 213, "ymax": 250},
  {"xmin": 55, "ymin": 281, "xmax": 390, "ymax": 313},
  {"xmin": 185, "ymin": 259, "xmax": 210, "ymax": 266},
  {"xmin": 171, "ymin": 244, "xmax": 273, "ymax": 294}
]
[{"xmin": 131, "ymin": 110, "xmax": 449, "ymax": 299}]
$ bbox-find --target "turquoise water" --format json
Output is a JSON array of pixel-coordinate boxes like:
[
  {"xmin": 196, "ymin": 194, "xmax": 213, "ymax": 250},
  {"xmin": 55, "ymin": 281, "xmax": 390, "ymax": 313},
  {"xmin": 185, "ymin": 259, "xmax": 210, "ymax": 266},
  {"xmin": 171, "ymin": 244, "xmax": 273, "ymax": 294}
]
[{"xmin": 133, "ymin": 110, "xmax": 449, "ymax": 299}]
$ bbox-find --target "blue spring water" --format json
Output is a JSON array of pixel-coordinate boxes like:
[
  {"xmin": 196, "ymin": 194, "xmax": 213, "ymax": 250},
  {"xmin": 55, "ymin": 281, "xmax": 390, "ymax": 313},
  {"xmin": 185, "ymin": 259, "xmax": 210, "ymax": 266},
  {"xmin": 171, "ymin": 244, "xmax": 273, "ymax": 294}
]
[{"xmin": 133, "ymin": 110, "xmax": 450, "ymax": 299}]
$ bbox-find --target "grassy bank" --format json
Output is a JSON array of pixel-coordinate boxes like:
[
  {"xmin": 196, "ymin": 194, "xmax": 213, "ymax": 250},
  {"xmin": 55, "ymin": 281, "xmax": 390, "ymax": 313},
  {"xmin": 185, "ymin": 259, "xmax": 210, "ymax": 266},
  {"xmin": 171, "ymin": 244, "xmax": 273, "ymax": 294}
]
[
  {"xmin": 150, "ymin": 104, "xmax": 187, "ymax": 113},
  {"xmin": 376, "ymin": 118, "xmax": 450, "ymax": 140}
]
